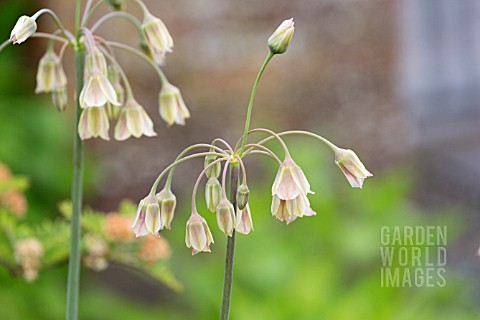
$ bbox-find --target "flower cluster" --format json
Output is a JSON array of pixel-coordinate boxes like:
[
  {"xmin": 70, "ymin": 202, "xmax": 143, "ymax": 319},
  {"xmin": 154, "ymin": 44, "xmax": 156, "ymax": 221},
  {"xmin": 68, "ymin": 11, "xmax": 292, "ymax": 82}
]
[{"xmin": 5, "ymin": 0, "xmax": 190, "ymax": 141}]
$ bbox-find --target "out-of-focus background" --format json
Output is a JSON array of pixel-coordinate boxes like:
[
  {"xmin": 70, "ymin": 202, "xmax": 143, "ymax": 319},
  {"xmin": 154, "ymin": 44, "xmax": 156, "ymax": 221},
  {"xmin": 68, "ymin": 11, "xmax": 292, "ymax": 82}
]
[{"xmin": 1, "ymin": 0, "xmax": 480, "ymax": 319}]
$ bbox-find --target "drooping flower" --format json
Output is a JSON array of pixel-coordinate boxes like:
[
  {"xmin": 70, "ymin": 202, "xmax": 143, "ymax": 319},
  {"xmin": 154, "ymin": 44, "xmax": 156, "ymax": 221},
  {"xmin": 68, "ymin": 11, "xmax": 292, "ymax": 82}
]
[
  {"xmin": 142, "ymin": 10, "xmax": 173, "ymax": 64},
  {"xmin": 268, "ymin": 18, "xmax": 294, "ymax": 55},
  {"xmin": 10, "ymin": 15, "xmax": 37, "ymax": 44},
  {"xmin": 185, "ymin": 210, "xmax": 214, "ymax": 255},
  {"xmin": 236, "ymin": 204, "xmax": 254, "ymax": 235},
  {"xmin": 272, "ymin": 157, "xmax": 312, "ymax": 200},
  {"xmin": 156, "ymin": 187, "xmax": 177, "ymax": 230},
  {"xmin": 159, "ymin": 83, "xmax": 190, "ymax": 126},
  {"xmin": 132, "ymin": 194, "xmax": 161, "ymax": 237},
  {"xmin": 114, "ymin": 98, "xmax": 156, "ymax": 140},
  {"xmin": 35, "ymin": 50, "xmax": 66, "ymax": 94},
  {"xmin": 334, "ymin": 148, "xmax": 372, "ymax": 188},
  {"xmin": 271, "ymin": 193, "xmax": 315, "ymax": 224},
  {"xmin": 84, "ymin": 47, "xmax": 108, "ymax": 77},
  {"xmin": 80, "ymin": 70, "xmax": 120, "ymax": 108},
  {"xmin": 204, "ymin": 154, "xmax": 221, "ymax": 179},
  {"xmin": 216, "ymin": 199, "xmax": 236, "ymax": 237},
  {"xmin": 205, "ymin": 177, "xmax": 221, "ymax": 213},
  {"xmin": 51, "ymin": 88, "xmax": 68, "ymax": 112},
  {"xmin": 78, "ymin": 106, "xmax": 110, "ymax": 140},
  {"xmin": 236, "ymin": 184, "xmax": 250, "ymax": 211}
]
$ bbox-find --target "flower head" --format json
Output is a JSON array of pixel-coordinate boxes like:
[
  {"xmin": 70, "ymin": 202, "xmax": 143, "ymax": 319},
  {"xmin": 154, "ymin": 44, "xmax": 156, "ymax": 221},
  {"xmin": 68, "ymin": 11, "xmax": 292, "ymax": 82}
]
[
  {"xmin": 132, "ymin": 194, "xmax": 161, "ymax": 237},
  {"xmin": 142, "ymin": 11, "xmax": 173, "ymax": 65},
  {"xmin": 10, "ymin": 15, "xmax": 37, "ymax": 44},
  {"xmin": 268, "ymin": 18, "xmax": 294, "ymax": 54},
  {"xmin": 80, "ymin": 71, "xmax": 120, "ymax": 108},
  {"xmin": 78, "ymin": 106, "xmax": 110, "ymax": 140},
  {"xmin": 236, "ymin": 204, "xmax": 254, "ymax": 235},
  {"xmin": 156, "ymin": 187, "xmax": 177, "ymax": 230},
  {"xmin": 216, "ymin": 199, "xmax": 236, "ymax": 237},
  {"xmin": 159, "ymin": 83, "xmax": 190, "ymax": 126},
  {"xmin": 185, "ymin": 210, "xmax": 214, "ymax": 255},
  {"xmin": 114, "ymin": 98, "xmax": 156, "ymax": 140},
  {"xmin": 272, "ymin": 157, "xmax": 312, "ymax": 200},
  {"xmin": 205, "ymin": 177, "xmax": 222, "ymax": 213},
  {"xmin": 334, "ymin": 148, "xmax": 372, "ymax": 188},
  {"xmin": 35, "ymin": 50, "xmax": 66, "ymax": 94}
]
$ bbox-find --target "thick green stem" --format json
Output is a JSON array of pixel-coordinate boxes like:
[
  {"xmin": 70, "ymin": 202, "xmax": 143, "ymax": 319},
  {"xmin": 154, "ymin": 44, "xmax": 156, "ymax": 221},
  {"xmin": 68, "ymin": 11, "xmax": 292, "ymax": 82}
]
[
  {"xmin": 220, "ymin": 162, "xmax": 240, "ymax": 320},
  {"xmin": 66, "ymin": 46, "xmax": 85, "ymax": 320}
]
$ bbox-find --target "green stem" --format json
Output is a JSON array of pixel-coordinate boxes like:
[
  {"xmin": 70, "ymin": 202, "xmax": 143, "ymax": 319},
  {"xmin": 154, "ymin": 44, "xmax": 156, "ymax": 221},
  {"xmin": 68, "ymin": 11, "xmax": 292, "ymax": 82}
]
[
  {"xmin": 220, "ymin": 162, "xmax": 240, "ymax": 320},
  {"xmin": 239, "ymin": 52, "xmax": 274, "ymax": 154},
  {"xmin": 90, "ymin": 12, "xmax": 142, "ymax": 33},
  {"xmin": 66, "ymin": 47, "xmax": 85, "ymax": 320}
]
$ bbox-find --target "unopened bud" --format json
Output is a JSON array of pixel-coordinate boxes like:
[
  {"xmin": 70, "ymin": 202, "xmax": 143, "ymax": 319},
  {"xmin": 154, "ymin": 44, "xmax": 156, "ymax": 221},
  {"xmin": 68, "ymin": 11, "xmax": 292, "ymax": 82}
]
[
  {"xmin": 205, "ymin": 178, "xmax": 221, "ymax": 213},
  {"xmin": 107, "ymin": 0, "xmax": 124, "ymax": 10},
  {"xmin": 204, "ymin": 154, "xmax": 221, "ymax": 179},
  {"xmin": 156, "ymin": 188, "xmax": 177, "ymax": 230},
  {"xmin": 216, "ymin": 199, "xmax": 236, "ymax": 237},
  {"xmin": 268, "ymin": 18, "xmax": 294, "ymax": 55},
  {"xmin": 52, "ymin": 89, "xmax": 68, "ymax": 112},
  {"xmin": 10, "ymin": 15, "xmax": 37, "ymax": 44},
  {"xmin": 236, "ymin": 184, "xmax": 250, "ymax": 210}
]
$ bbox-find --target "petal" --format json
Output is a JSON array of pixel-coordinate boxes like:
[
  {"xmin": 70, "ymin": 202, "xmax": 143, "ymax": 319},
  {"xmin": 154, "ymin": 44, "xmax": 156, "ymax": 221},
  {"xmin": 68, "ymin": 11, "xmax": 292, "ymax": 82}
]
[
  {"xmin": 114, "ymin": 111, "xmax": 131, "ymax": 141},
  {"xmin": 98, "ymin": 74, "xmax": 120, "ymax": 106},
  {"xmin": 189, "ymin": 222, "xmax": 207, "ymax": 252},
  {"xmin": 145, "ymin": 203, "xmax": 161, "ymax": 234}
]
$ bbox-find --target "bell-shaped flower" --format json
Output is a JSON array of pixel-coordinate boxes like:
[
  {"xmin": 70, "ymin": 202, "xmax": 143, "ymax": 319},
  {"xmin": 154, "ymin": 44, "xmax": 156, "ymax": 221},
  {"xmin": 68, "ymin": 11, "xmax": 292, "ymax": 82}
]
[
  {"xmin": 114, "ymin": 98, "xmax": 156, "ymax": 140},
  {"xmin": 84, "ymin": 47, "xmax": 108, "ymax": 78},
  {"xmin": 78, "ymin": 106, "xmax": 110, "ymax": 140},
  {"xmin": 236, "ymin": 204, "xmax": 254, "ymax": 235},
  {"xmin": 35, "ymin": 50, "xmax": 66, "ymax": 94},
  {"xmin": 205, "ymin": 177, "xmax": 221, "ymax": 213},
  {"xmin": 272, "ymin": 157, "xmax": 312, "ymax": 200},
  {"xmin": 159, "ymin": 83, "xmax": 190, "ymax": 126},
  {"xmin": 106, "ymin": 66, "xmax": 124, "ymax": 120},
  {"xmin": 236, "ymin": 184, "xmax": 250, "ymax": 211},
  {"xmin": 142, "ymin": 11, "xmax": 173, "ymax": 65},
  {"xmin": 216, "ymin": 199, "xmax": 236, "ymax": 237},
  {"xmin": 268, "ymin": 18, "xmax": 294, "ymax": 54},
  {"xmin": 271, "ymin": 194, "xmax": 315, "ymax": 224},
  {"xmin": 10, "ymin": 15, "xmax": 37, "ymax": 44},
  {"xmin": 334, "ymin": 148, "xmax": 372, "ymax": 188},
  {"xmin": 80, "ymin": 69, "xmax": 120, "ymax": 108},
  {"xmin": 51, "ymin": 89, "xmax": 68, "ymax": 112},
  {"xmin": 204, "ymin": 155, "xmax": 221, "ymax": 179},
  {"xmin": 185, "ymin": 210, "xmax": 214, "ymax": 255},
  {"xmin": 156, "ymin": 187, "xmax": 176, "ymax": 230},
  {"xmin": 132, "ymin": 194, "xmax": 161, "ymax": 237}
]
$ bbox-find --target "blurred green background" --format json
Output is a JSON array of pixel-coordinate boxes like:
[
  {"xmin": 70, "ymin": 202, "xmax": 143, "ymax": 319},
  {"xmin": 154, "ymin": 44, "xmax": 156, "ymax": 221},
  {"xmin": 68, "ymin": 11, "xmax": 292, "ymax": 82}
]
[{"xmin": 1, "ymin": 1, "xmax": 479, "ymax": 319}]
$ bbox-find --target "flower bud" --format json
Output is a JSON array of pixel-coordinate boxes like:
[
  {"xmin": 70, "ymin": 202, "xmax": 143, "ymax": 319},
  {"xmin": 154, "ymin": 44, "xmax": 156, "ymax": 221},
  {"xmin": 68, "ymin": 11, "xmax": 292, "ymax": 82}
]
[
  {"xmin": 132, "ymin": 194, "xmax": 161, "ymax": 237},
  {"xmin": 204, "ymin": 155, "xmax": 221, "ymax": 179},
  {"xmin": 205, "ymin": 178, "xmax": 221, "ymax": 213},
  {"xmin": 10, "ymin": 15, "xmax": 37, "ymax": 44},
  {"xmin": 334, "ymin": 148, "xmax": 372, "ymax": 188},
  {"xmin": 236, "ymin": 184, "xmax": 250, "ymax": 210},
  {"xmin": 185, "ymin": 210, "xmax": 214, "ymax": 255},
  {"xmin": 114, "ymin": 98, "xmax": 156, "ymax": 140},
  {"xmin": 236, "ymin": 204, "xmax": 254, "ymax": 235},
  {"xmin": 51, "ymin": 89, "xmax": 68, "ymax": 112},
  {"xmin": 268, "ymin": 18, "xmax": 294, "ymax": 55},
  {"xmin": 216, "ymin": 199, "xmax": 236, "ymax": 237},
  {"xmin": 35, "ymin": 50, "xmax": 66, "ymax": 94},
  {"xmin": 78, "ymin": 107, "xmax": 110, "ymax": 140},
  {"xmin": 156, "ymin": 187, "xmax": 176, "ymax": 230},
  {"xmin": 142, "ymin": 11, "xmax": 173, "ymax": 65},
  {"xmin": 107, "ymin": 0, "xmax": 124, "ymax": 10},
  {"xmin": 159, "ymin": 83, "xmax": 190, "ymax": 126}
]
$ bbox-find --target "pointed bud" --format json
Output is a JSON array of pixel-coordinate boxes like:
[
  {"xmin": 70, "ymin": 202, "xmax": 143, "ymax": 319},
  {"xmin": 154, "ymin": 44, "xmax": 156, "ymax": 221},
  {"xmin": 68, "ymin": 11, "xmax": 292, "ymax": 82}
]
[
  {"xmin": 114, "ymin": 98, "xmax": 156, "ymax": 140},
  {"xmin": 78, "ymin": 107, "xmax": 110, "ymax": 140},
  {"xmin": 51, "ymin": 89, "xmax": 68, "ymax": 112},
  {"xmin": 268, "ymin": 18, "xmax": 294, "ymax": 55},
  {"xmin": 334, "ymin": 148, "xmax": 372, "ymax": 188},
  {"xmin": 156, "ymin": 187, "xmax": 176, "ymax": 229},
  {"xmin": 10, "ymin": 15, "xmax": 37, "ymax": 44},
  {"xmin": 236, "ymin": 184, "xmax": 250, "ymax": 210},
  {"xmin": 216, "ymin": 199, "xmax": 236, "ymax": 237},
  {"xmin": 159, "ymin": 83, "xmax": 190, "ymax": 126},
  {"xmin": 204, "ymin": 154, "xmax": 221, "ymax": 179},
  {"xmin": 235, "ymin": 204, "xmax": 254, "ymax": 235},
  {"xmin": 205, "ymin": 178, "xmax": 222, "ymax": 213},
  {"xmin": 132, "ymin": 194, "xmax": 161, "ymax": 237},
  {"xmin": 142, "ymin": 11, "xmax": 173, "ymax": 65},
  {"xmin": 107, "ymin": 0, "xmax": 125, "ymax": 10},
  {"xmin": 272, "ymin": 157, "xmax": 313, "ymax": 200},
  {"xmin": 185, "ymin": 210, "xmax": 214, "ymax": 255}
]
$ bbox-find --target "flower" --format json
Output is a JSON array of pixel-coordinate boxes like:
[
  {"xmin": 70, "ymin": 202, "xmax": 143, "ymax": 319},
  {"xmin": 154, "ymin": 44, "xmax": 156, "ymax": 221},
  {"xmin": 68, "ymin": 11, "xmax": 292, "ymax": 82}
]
[
  {"xmin": 204, "ymin": 155, "xmax": 221, "ymax": 179},
  {"xmin": 83, "ymin": 234, "xmax": 108, "ymax": 271},
  {"xmin": 132, "ymin": 194, "xmax": 161, "ymax": 237},
  {"xmin": 334, "ymin": 148, "xmax": 372, "ymax": 188},
  {"xmin": 139, "ymin": 235, "xmax": 171, "ymax": 264},
  {"xmin": 236, "ymin": 184, "xmax": 250, "ymax": 210},
  {"xmin": 236, "ymin": 204, "xmax": 254, "ymax": 235},
  {"xmin": 14, "ymin": 238, "xmax": 43, "ymax": 282},
  {"xmin": 272, "ymin": 157, "xmax": 312, "ymax": 200},
  {"xmin": 106, "ymin": 66, "xmax": 124, "ymax": 119},
  {"xmin": 142, "ymin": 11, "xmax": 173, "ymax": 64},
  {"xmin": 268, "ymin": 18, "xmax": 294, "ymax": 54},
  {"xmin": 159, "ymin": 83, "xmax": 190, "ymax": 126},
  {"xmin": 35, "ymin": 50, "xmax": 66, "ymax": 94},
  {"xmin": 84, "ymin": 47, "xmax": 108, "ymax": 77},
  {"xmin": 10, "ymin": 15, "xmax": 37, "ymax": 44},
  {"xmin": 205, "ymin": 177, "xmax": 221, "ymax": 213},
  {"xmin": 78, "ymin": 106, "xmax": 110, "ymax": 140},
  {"xmin": 114, "ymin": 98, "xmax": 156, "ymax": 140},
  {"xmin": 51, "ymin": 89, "xmax": 68, "ymax": 112},
  {"xmin": 156, "ymin": 187, "xmax": 177, "ymax": 230},
  {"xmin": 271, "ymin": 193, "xmax": 315, "ymax": 224},
  {"xmin": 80, "ymin": 71, "xmax": 120, "ymax": 108},
  {"xmin": 216, "ymin": 199, "xmax": 236, "ymax": 237},
  {"xmin": 185, "ymin": 210, "xmax": 214, "ymax": 255},
  {"xmin": 104, "ymin": 213, "xmax": 134, "ymax": 240}
]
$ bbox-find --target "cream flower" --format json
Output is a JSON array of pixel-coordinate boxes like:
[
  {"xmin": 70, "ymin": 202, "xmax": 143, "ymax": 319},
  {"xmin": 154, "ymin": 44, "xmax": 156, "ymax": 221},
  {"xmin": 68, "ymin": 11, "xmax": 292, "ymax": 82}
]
[
  {"xmin": 114, "ymin": 98, "xmax": 156, "ymax": 140},
  {"xmin": 185, "ymin": 211, "xmax": 214, "ymax": 255}
]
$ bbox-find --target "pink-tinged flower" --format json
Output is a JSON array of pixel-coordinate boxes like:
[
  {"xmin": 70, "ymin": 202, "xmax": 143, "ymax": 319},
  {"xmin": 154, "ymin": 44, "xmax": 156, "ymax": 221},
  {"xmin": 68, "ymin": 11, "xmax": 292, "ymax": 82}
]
[
  {"xmin": 142, "ymin": 11, "xmax": 173, "ymax": 65},
  {"xmin": 272, "ymin": 157, "xmax": 312, "ymax": 200},
  {"xmin": 156, "ymin": 187, "xmax": 176, "ymax": 230},
  {"xmin": 84, "ymin": 47, "xmax": 108, "ymax": 77},
  {"xmin": 114, "ymin": 98, "xmax": 156, "ymax": 141},
  {"xmin": 236, "ymin": 204, "xmax": 254, "ymax": 235},
  {"xmin": 334, "ymin": 148, "xmax": 372, "ymax": 188},
  {"xmin": 78, "ymin": 107, "xmax": 110, "ymax": 140},
  {"xmin": 10, "ymin": 15, "xmax": 37, "ymax": 44},
  {"xmin": 185, "ymin": 210, "xmax": 214, "ymax": 255},
  {"xmin": 159, "ymin": 83, "xmax": 190, "ymax": 126},
  {"xmin": 132, "ymin": 194, "xmax": 161, "ymax": 237},
  {"xmin": 216, "ymin": 199, "xmax": 236, "ymax": 237},
  {"xmin": 268, "ymin": 18, "xmax": 294, "ymax": 54},
  {"xmin": 35, "ymin": 50, "xmax": 66, "ymax": 94},
  {"xmin": 271, "ymin": 194, "xmax": 315, "ymax": 224},
  {"xmin": 80, "ymin": 71, "xmax": 120, "ymax": 108}
]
